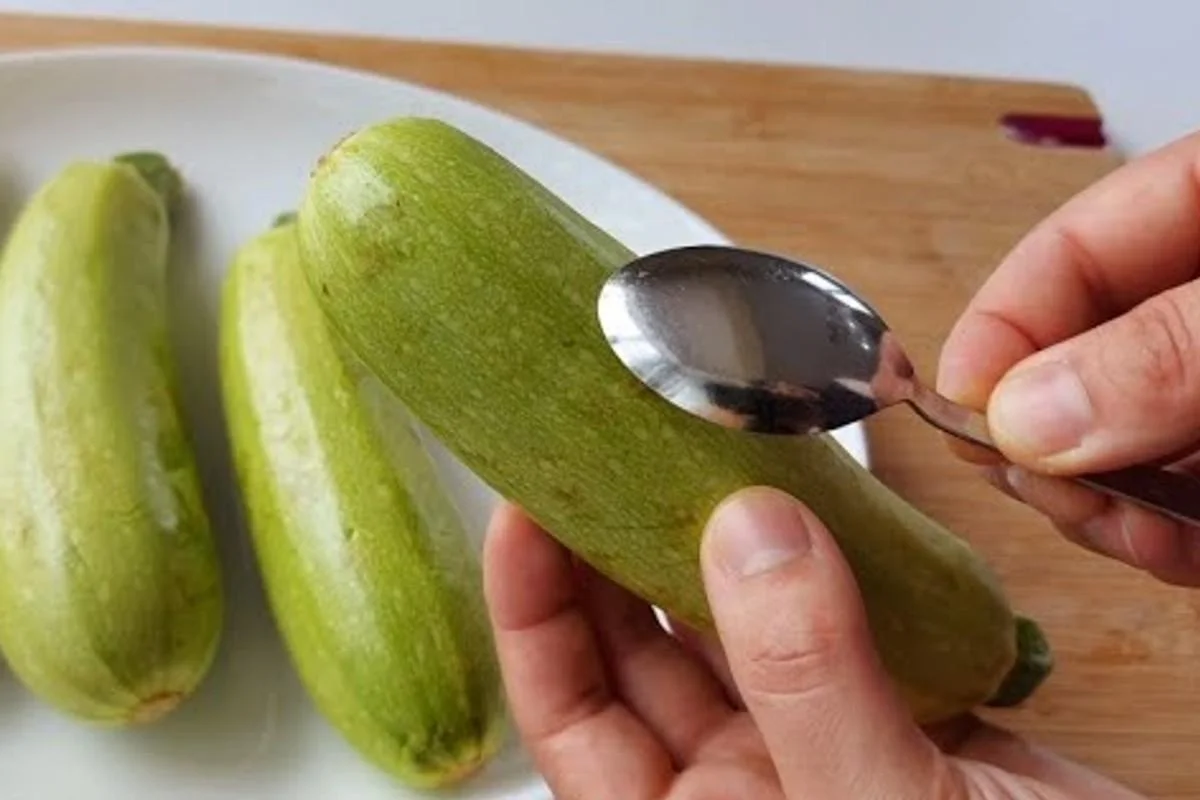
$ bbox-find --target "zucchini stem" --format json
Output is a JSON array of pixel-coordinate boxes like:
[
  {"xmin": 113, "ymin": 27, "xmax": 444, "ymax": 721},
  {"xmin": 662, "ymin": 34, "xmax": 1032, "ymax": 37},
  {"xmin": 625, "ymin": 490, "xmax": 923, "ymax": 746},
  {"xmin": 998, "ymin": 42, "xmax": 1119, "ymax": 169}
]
[
  {"xmin": 114, "ymin": 151, "xmax": 183, "ymax": 220},
  {"xmin": 985, "ymin": 616, "xmax": 1054, "ymax": 707}
]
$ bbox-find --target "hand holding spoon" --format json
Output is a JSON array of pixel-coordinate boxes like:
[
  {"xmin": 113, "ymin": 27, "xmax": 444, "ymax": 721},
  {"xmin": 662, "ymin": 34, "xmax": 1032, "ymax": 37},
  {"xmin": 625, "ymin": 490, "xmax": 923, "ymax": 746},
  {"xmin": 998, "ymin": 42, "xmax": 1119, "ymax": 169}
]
[{"xmin": 596, "ymin": 244, "xmax": 1200, "ymax": 526}]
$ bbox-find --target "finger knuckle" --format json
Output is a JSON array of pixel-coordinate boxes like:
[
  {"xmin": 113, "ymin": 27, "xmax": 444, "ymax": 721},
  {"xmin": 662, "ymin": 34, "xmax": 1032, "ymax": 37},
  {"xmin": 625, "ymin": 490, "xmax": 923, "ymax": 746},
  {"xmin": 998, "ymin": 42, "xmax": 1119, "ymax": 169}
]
[
  {"xmin": 665, "ymin": 769, "xmax": 777, "ymax": 800},
  {"xmin": 1106, "ymin": 294, "xmax": 1197, "ymax": 406},
  {"xmin": 737, "ymin": 610, "xmax": 848, "ymax": 701}
]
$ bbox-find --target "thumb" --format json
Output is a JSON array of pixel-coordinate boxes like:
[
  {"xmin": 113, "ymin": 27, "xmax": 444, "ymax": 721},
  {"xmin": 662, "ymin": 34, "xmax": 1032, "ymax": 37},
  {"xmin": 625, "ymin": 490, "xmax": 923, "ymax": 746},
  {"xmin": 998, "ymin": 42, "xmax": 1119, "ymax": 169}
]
[
  {"xmin": 700, "ymin": 487, "xmax": 961, "ymax": 800},
  {"xmin": 987, "ymin": 284, "xmax": 1200, "ymax": 473}
]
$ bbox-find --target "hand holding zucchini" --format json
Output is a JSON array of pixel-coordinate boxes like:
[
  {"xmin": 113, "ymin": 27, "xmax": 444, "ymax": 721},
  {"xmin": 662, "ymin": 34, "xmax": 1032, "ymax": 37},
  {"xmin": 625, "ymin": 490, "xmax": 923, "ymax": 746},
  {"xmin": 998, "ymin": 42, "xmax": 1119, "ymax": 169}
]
[
  {"xmin": 0, "ymin": 153, "xmax": 223, "ymax": 725},
  {"xmin": 218, "ymin": 216, "xmax": 506, "ymax": 788},
  {"xmin": 295, "ymin": 116, "xmax": 1052, "ymax": 724}
]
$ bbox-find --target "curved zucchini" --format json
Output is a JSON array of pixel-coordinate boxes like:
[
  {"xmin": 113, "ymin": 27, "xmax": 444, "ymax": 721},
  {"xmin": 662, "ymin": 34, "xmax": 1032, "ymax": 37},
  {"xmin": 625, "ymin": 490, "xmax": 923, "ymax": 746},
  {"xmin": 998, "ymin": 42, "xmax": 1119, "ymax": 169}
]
[
  {"xmin": 218, "ymin": 218, "xmax": 506, "ymax": 788},
  {"xmin": 0, "ymin": 154, "xmax": 222, "ymax": 724},
  {"xmin": 295, "ymin": 117, "xmax": 1052, "ymax": 724}
]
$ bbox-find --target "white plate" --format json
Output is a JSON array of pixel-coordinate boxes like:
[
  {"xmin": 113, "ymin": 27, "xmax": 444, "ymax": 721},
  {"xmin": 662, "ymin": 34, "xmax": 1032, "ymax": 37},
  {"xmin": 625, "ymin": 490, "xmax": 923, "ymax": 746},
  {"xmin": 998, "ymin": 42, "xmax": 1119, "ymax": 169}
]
[{"xmin": 0, "ymin": 46, "xmax": 870, "ymax": 800}]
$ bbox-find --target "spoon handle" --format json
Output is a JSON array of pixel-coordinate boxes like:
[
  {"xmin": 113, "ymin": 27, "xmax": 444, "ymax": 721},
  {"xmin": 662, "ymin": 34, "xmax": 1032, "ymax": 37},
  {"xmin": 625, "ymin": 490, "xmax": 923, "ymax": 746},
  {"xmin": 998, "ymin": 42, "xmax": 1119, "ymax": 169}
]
[
  {"xmin": 907, "ymin": 383, "xmax": 1200, "ymax": 527},
  {"xmin": 1074, "ymin": 468, "xmax": 1200, "ymax": 527}
]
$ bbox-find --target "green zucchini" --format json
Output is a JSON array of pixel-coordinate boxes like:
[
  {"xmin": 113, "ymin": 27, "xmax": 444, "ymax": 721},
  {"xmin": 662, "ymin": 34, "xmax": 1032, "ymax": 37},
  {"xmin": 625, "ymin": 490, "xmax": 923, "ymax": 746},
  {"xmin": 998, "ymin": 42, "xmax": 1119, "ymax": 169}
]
[
  {"xmin": 218, "ymin": 216, "xmax": 506, "ymax": 788},
  {"xmin": 295, "ymin": 116, "xmax": 1052, "ymax": 724},
  {"xmin": 0, "ymin": 153, "xmax": 222, "ymax": 724}
]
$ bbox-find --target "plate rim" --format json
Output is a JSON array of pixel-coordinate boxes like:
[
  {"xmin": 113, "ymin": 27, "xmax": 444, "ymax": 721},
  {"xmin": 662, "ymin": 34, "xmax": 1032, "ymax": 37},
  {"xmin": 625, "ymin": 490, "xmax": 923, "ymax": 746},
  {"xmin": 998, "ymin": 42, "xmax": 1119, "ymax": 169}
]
[
  {"xmin": 0, "ymin": 42, "xmax": 873, "ymax": 470},
  {"xmin": 0, "ymin": 41, "xmax": 875, "ymax": 797},
  {"xmin": 0, "ymin": 43, "xmax": 728, "ymax": 240}
]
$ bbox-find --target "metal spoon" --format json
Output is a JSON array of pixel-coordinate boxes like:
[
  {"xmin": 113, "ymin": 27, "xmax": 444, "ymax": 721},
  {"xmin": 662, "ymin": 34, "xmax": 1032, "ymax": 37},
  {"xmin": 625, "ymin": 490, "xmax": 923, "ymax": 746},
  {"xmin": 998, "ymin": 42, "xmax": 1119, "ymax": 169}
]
[{"xmin": 596, "ymin": 243, "xmax": 1200, "ymax": 526}]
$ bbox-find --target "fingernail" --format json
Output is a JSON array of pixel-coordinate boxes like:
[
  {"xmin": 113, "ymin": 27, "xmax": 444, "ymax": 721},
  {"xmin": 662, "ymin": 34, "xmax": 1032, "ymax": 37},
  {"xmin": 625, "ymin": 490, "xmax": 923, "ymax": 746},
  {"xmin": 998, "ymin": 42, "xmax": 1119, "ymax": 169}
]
[
  {"xmin": 990, "ymin": 360, "xmax": 1094, "ymax": 459},
  {"xmin": 1003, "ymin": 464, "xmax": 1034, "ymax": 496},
  {"xmin": 981, "ymin": 464, "xmax": 1016, "ymax": 497},
  {"xmin": 706, "ymin": 488, "xmax": 813, "ymax": 578}
]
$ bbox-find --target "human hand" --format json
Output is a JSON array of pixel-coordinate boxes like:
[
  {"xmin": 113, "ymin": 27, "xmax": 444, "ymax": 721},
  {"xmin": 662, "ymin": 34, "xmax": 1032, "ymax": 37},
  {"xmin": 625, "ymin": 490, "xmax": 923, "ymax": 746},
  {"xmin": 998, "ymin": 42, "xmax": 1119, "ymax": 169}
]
[
  {"xmin": 937, "ymin": 130, "xmax": 1200, "ymax": 585},
  {"xmin": 482, "ymin": 486, "xmax": 1142, "ymax": 799}
]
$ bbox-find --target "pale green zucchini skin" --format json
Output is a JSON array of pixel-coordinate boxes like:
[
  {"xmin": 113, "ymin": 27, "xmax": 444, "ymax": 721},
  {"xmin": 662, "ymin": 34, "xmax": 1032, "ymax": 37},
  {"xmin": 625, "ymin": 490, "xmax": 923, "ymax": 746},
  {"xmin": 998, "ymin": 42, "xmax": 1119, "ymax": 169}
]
[
  {"xmin": 217, "ymin": 218, "xmax": 506, "ymax": 788},
  {"xmin": 0, "ymin": 154, "xmax": 223, "ymax": 724},
  {"xmin": 296, "ymin": 117, "xmax": 1051, "ymax": 724}
]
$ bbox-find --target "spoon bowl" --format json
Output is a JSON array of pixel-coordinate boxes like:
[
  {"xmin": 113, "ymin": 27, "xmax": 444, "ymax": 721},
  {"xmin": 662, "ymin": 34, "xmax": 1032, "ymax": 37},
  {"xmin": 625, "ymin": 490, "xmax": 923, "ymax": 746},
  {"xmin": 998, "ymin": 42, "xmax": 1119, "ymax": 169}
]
[{"xmin": 597, "ymin": 244, "xmax": 1200, "ymax": 526}]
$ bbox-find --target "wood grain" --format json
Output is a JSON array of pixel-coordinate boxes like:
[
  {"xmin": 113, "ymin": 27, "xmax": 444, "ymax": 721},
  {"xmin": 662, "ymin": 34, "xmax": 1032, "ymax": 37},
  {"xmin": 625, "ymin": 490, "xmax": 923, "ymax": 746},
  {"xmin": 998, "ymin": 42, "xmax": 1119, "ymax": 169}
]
[{"xmin": 3, "ymin": 13, "xmax": 1195, "ymax": 798}]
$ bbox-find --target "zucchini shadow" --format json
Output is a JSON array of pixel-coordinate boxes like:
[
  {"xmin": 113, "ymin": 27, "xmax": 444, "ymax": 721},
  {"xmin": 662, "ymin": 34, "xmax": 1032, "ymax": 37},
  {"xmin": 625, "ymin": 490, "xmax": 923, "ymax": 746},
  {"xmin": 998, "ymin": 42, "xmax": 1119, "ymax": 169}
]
[
  {"xmin": 0, "ymin": 168, "xmax": 20, "ymax": 252},
  {"xmin": 0, "ymin": 659, "xmax": 32, "ymax": 716}
]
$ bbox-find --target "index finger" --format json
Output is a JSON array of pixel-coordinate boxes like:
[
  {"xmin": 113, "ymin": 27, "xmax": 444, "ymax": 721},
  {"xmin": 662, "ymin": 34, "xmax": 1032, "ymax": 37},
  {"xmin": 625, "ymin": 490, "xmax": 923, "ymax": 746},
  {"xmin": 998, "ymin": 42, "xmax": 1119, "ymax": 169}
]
[
  {"xmin": 936, "ymin": 129, "xmax": 1200, "ymax": 410},
  {"xmin": 482, "ymin": 503, "xmax": 675, "ymax": 799}
]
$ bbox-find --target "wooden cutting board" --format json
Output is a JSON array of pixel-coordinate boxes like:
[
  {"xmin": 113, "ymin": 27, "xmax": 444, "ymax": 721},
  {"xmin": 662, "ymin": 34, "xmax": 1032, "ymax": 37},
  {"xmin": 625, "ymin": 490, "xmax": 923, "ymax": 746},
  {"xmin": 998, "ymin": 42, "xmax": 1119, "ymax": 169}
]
[{"xmin": 2, "ymin": 12, "xmax": 1191, "ymax": 798}]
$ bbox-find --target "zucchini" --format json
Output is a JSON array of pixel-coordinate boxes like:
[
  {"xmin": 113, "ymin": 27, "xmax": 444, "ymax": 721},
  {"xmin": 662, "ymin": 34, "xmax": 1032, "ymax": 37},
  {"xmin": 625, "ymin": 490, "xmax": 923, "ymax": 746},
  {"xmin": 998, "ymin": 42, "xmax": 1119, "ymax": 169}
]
[
  {"xmin": 296, "ymin": 117, "xmax": 1052, "ymax": 724},
  {"xmin": 0, "ymin": 153, "xmax": 223, "ymax": 724},
  {"xmin": 218, "ymin": 216, "xmax": 506, "ymax": 788}
]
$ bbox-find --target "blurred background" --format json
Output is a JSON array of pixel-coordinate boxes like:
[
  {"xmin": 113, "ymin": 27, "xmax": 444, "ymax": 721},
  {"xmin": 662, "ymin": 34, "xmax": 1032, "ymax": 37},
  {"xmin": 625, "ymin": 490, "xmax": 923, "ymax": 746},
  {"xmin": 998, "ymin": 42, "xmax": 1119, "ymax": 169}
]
[{"xmin": 3, "ymin": 0, "xmax": 1200, "ymax": 155}]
